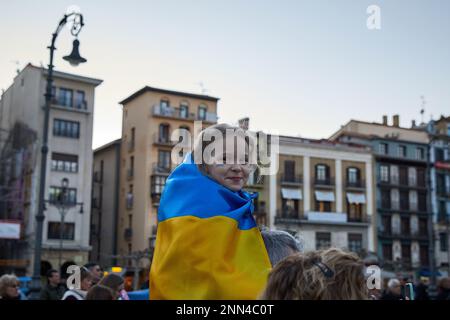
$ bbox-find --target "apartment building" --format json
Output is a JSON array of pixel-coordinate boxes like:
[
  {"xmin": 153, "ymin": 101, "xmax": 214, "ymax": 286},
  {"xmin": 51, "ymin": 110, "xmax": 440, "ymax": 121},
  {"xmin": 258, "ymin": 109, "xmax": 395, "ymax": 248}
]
[
  {"xmin": 269, "ymin": 136, "xmax": 375, "ymax": 254},
  {"xmin": 0, "ymin": 64, "xmax": 102, "ymax": 275},
  {"xmin": 330, "ymin": 115, "xmax": 431, "ymax": 275},
  {"xmin": 117, "ymin": 86, "xmax": 219, "ymax": 268},
  {"xmin": 428, "ymin": 116, "xmax": 450, "ymax": 276}
]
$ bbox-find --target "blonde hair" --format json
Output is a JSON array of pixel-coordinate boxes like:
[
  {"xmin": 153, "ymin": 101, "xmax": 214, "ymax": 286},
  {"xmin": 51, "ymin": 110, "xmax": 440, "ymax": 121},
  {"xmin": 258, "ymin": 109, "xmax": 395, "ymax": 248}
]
[
  {"xmin": 260, "ymin": 248, "xmax": 368, "ymax": 300},
  {"xmin": 0, "ymin": 274, "xmax": 20, "ymax": 298},
  {"xmin": 192, "ymin": 123, "xmax": 256, "ymax": 174}
]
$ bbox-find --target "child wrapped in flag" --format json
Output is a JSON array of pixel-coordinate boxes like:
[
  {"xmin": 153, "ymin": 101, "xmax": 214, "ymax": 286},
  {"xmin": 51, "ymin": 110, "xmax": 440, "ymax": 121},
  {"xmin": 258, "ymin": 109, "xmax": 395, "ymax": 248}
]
[{"xmin": 150, "ymin": 124, "xmax": 271, "ymax": 299}]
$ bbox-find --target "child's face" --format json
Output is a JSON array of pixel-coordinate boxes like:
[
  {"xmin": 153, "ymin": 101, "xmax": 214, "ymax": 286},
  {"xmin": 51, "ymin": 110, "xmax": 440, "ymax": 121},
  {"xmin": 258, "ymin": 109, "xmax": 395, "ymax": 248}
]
[{"xmin": 204, "ymin": 137, "xmax": 253, "ymax": 192}]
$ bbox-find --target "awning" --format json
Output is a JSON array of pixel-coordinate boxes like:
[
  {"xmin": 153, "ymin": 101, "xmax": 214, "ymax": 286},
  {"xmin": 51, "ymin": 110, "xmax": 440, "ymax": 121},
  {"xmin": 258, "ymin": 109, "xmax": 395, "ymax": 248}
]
[
  {"xmin": 346, "ymin": 193, "xmax": 366, "ymax": 204},
  {"xmin": 281, "ymin": 188, "xmax": 302, "ymax": 200},
  {"xmin": 314, "ymin": 191, "xmax": 335, "ymax": 202}
]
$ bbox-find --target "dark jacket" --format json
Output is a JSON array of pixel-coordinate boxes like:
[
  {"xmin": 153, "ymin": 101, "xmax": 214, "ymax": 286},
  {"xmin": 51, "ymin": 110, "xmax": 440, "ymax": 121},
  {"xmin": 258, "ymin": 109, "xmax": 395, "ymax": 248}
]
[
  {"xmin": 40, "ymin": 284, "xmax": 66, "ymax": 300},
  {"xmin": 380, "ymin": 291, "xmax": 404, "ymax": 300}
]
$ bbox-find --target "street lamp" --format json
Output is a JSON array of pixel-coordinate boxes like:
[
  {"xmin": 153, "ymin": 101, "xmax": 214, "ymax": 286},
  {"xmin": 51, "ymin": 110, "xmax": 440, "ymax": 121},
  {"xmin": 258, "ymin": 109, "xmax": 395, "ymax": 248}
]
[
  {"xmin": 44, "ymin": 178, "xmax": 83, "ymax": 270},
  {"xmin": 29, "ymin": 12, "xmax": 87, "ymax": 300}
]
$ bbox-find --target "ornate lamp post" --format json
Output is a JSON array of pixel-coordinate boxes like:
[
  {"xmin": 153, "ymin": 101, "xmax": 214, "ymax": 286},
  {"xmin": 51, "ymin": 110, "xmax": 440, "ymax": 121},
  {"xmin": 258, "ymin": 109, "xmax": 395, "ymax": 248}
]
[{"xmin": 29, "ymin": 12, "xmax": 87, "ymax": 300}]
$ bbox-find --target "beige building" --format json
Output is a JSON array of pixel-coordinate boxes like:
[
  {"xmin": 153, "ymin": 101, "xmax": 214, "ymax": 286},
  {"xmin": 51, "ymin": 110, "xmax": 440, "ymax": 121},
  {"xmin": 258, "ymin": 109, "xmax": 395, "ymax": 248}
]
[
  {"xmin": 117, "ymin": 86, "xmax": 219, "ymax": 268},
  {"xmin": 0, "ymin": 63, "xmax": 102, "ymax": 275},
  {"xmin": 269, "ymin": 136, "xmax": 376, "ymax": 253}
]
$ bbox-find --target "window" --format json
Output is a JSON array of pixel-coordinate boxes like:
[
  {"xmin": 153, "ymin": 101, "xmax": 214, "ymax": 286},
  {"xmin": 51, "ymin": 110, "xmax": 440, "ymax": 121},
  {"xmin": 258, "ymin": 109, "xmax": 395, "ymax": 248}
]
[
  {"xmin": 160, "ymin": 99, "xmax": 169, "ymax": 108},
  {"xmin": 159, "ymin": 124, "xmax": 170, "ymax": 143},
  {"xmin": 402, "ymin": 244, "xmax": 411, "ymax": 263},
  {"xmin": 74, "ymin": 91, "xmax": 86, "ymax": 109},
  {"xmin": 417, "ymin": 168, "xmax": 426, "ymax": 187},
  {"xmin": 51, "ymin": 153, "xmax": 78, "ymax": 173},
  {"xmin": 198, "ymin": 105, "xmax": 207, "ymax": 120},
  {"xmin": 347, "ymin": 202, "xmax": 363, "ymax": 222},
  {"xmin": 390, "ymin": 165, "xmax": 399, "ymax": 184},
  {"xmin": 347, "ymin": 167, "xmax": 360, "ymax": 185},
  {"xmin": 180, "ymin": 103, "xmax": 189, "ymax": 118},
  {"xmin": 53, "ymin": 119, "xmax": 80, "ymax": 138},
  {"xmin": 380, "ymin": 165, "xmax": 389, "ymax": 182},
  {"xmin": 435, "ymin": 148, "xmax": 445, "ymax": 162},
  {"xmin": 440, "ymin": 233, "xmax": 448, "ymax": 252},
  {"xmin": 415, "ymin": 147, "xmax": 425, "ymax": 160},
  {"xmin": 400, "ymin": 190, "xmax": 409, "ymax": 210},
  {"xmin": 315, "ymin": 200, "xmax": 332, "ymax": 212},
  {"xmin": 418, "ymin": 192, "xmax": 427, "ymax": 212},
  {"xmin": 282, "ymin": 199, "xmax": 299, "ymax": 218},
  {"xmin": 158, "ymin": 150, "xmax": 171, "ymax": 170},
  {"xmin": 128, "ymin": 156, "xmax": 134, "ymax": 177},
  {"xmin": 420, "ymin": 245, "xmax": 429, "ymax": 265},
  {"xmin": 398, "ymin": 145, "xmax": 407, "ymax": 157},
  {"xmin": 49, "ymin": 186, "xmax": 77, "ymax": 204},
  {"xmin": 399, "ymin": 167, "xmax": 408, "ymax": 185},
  {"xmin": 382, "ymin": 216, "xmax": 392, "ymax": 234},
  {"xmin": 381, "ymin": 189, "xmax": 391, "ymax": 209},
  {"xmin": 379, "ymin": 143, "xmax": 388, "ymax": 155},
  {"xmin": 284, "ymin": 160, "xmax": 295, "ymax": 182},
  {"xmin": 315, "ymin": 164, "xmax": 329, "ymax": 182},
  {"xmin": 58, "ymin": 88, "xmax": 73, "ymax": 107},
  {"xmin": 316, "ymin": 232, "xmax": 331, "ymax": 250},
  {"xmin": 382, "ymin": 244, "xmax": 393, "ymax": 261},
  {"xmin": 408, "ymin": 167, "xmax": 417, "ymax": 186},
  {"xmin": 438, "ymin": 201, "xmax": 447, "ymax": 222},
  {"xmin": 409, "ymin": 190, "xmax": 418, "ymax": 211},
  {"xmin": 419, "ymin": 218, "xmax": 428, "ymax": 236},
  {"xmin": 401, "ymin": 217, "xmax": 410, "ymax": 235},
  {"xmin": 348, "ymin": 234, "xmax": 363, "ymax": 253},
  {"xmin": 151, "ymin": 175, "xmax": 167, "ymax": 195},
  {"xmin": 391, "ymin": 189, "xmax": 399, "ymax": 210},
  {"xmin": 47, "ymin": 222, "xmax": 75, "ymax": 240}
]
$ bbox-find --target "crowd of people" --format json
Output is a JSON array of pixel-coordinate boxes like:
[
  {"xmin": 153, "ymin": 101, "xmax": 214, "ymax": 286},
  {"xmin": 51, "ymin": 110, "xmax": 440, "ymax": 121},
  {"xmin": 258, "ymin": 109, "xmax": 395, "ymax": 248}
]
[
  {"xmin": 1, "ymin": 123, "xmax": 450, "ymax": 301},
  {"xmin": 0, "ymin": 262, "xmax": 130, "ymax": 301}
]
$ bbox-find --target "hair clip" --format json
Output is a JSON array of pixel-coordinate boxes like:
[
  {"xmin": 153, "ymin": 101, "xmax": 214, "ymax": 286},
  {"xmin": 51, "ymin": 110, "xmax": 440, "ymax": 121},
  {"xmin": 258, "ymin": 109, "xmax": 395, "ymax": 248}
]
[{"xmin": 313, "ymin": 261, "xmax": 335, "ymax": 278}]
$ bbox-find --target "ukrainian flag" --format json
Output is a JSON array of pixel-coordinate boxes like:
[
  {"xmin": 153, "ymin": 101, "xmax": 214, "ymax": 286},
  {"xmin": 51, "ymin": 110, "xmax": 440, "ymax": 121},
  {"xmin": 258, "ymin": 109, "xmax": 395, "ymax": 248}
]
[{"xmin": 149, "ymin": 153, "xmax": 271, "ymax": 300}]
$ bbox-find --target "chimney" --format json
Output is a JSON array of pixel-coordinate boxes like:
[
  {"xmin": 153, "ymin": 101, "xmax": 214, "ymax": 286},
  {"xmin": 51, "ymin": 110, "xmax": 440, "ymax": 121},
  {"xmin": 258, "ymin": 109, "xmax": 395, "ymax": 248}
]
[
  {"xmin": 393, "ymin": 114, "xmax": 400, "ymax": 127},
  {"xmin": 382, "ymin": 115, "xmax": 388, "ymax": 126},
  {"xmin": 238, "ymin": 117, "xmax": 249, "ymax": 130}
]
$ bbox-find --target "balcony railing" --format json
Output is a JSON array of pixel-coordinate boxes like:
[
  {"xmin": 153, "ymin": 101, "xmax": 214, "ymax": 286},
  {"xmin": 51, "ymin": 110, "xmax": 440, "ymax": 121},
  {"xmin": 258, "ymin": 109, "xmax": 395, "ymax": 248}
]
[
  {"xmin": 152, "ymin": 163, "xmax": 171, "ymax": 174},
  {"xmin": 345, "ymin": 179, "xmax": 365, "ymax": 189},
  {"xmin": 51, "ymin": 98, "xmax": 87, "ymax": 110},
  {"xmin": 280, "ymin": 173, "xmax": 302, "ymax": 185},
  {"xmin": 313, "ymin": 177, "xmax": 335, "ymax": 187},
  {"xmin": 153, "ymin": 133, "xmax": 175, "ymax": 146},
  {"xmin": 198, "ymin": 112, "xmax": 218, "ymax": 123}
]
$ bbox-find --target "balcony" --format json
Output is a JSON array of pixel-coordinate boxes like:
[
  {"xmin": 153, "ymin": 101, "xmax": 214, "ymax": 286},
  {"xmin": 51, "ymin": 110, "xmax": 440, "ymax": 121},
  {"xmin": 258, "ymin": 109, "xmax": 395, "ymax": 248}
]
[
  {"xmin": 436, "ymin": 187, "xmax": 450, "ymax": 198},
  {"xmin": 307, "ymin": 211, "xmax": 347, "ymax": 223},
  {"xmin": 313, "ymin": 177, "xmax": 335, "ymax": 188},
  {"xmin": 153, "ymin": 133, "xmax": 175, "ymax": 147},
  {"xmin": 246, "ymin": 174, "xmax": 265, "ymax": 188},
  {"xmin": 51, "ymin": 98, "xmax": 87, "ymax": 111},
  {"xmin": 124, "ymin": 228, "xmax": 133, "ymax": 240},
  {"xmin": 152, "ymin": 163, "xmax": 171, "ymax": 175},
  {"xmin": 198, "ymin": 112, "xmax": 218, "ymax": 123},
  {"xmin": 280, "ymin": 173, "xmax": 302, "ymax": 186},
  {"xmin": 345, "ymin": 179, "xmax": 365, "ymax": 189},
  {"xmin": 152, "ymin": 104, "xmax": 196, "ymax": 120},
  {"xmin": 275, "ymin": 209, "xmax": 304, "ymax": 224}
]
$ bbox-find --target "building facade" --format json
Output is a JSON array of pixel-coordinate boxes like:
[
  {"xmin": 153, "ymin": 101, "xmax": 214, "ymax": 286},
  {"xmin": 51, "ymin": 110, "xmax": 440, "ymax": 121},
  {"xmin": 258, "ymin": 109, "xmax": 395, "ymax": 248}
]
[
  {"xmin": 0, "ymin": 64, "xmax": 102, "ymax": 275},
  {"xmin": 270, "ymin": 136, "xmax": 375, "ymax": 254},
  {"xmin": 330, "ymin": 116, "xmax": 431, "ymax": 276},
  {"xmin": 117, "ymin": 86, "xmax": 219, "ymax": 269},
  {"xmin": 90, "ymin": 139, "xmax": 121, "ymax": 268},
  {"xmin": 428, "ymin": 116, "xmax": 450, "ymax": 276}
]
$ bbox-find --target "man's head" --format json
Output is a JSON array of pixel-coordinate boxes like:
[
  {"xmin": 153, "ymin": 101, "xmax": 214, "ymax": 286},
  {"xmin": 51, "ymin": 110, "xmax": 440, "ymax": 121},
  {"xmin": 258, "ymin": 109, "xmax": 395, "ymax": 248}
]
[
  {"xmin": 387, "ymin": 278, "xmax": 401, "ymax": 295},
  {"xmin": 46, "ymin": 269, "xmax": 60, "ymax": 286},
  {"xmin": 84, "ymin": 262, "xmax": 102, "ymax": 281},
  {"xmin": 260, "ymin": 229, "xmax": 302, "ymax": 266}
]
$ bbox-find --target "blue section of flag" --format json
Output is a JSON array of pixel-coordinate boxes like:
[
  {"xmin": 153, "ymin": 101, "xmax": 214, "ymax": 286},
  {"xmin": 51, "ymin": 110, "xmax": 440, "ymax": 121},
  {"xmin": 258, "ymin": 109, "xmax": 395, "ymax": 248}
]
[{"xmin": 158, "ymin": 153, "xmax": 258, "ymax": 230}]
